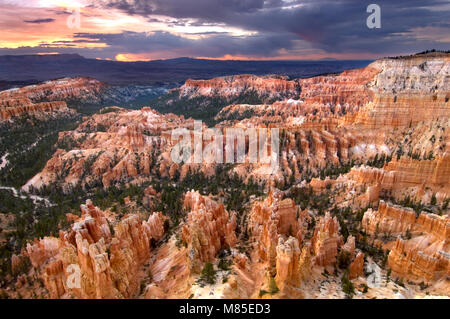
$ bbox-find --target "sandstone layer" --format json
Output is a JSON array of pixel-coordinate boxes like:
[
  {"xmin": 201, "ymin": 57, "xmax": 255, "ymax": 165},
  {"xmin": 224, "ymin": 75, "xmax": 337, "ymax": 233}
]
[
  {"xmin": 0, "ymin": 77, "xmax": 105, "ymax": 121},
  {"xmin": 178, "ymin": 74, "xmax": 301, "ymax": 102},
  {"xmin": 25, "ymin": 200, "xmax": 166, "ymax": 298}
]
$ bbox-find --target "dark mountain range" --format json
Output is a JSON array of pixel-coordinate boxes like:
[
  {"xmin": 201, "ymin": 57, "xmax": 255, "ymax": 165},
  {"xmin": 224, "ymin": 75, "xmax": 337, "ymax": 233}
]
[{"xmin": 0, "ymin": 54, "xmax": 372, "ymax": 86}]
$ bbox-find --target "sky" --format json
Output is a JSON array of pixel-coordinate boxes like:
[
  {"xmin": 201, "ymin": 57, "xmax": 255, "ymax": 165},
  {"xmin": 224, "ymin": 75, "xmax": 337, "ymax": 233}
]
[{"xmin": 0, "ymin": 0, "xmax": 449, "ymax": 61}]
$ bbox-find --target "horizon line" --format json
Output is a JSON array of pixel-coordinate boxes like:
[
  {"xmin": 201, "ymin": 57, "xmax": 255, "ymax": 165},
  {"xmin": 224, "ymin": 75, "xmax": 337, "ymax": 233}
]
[{"xmin": 0, "ymin": 52, "xmax": 376, "ymax": 63}]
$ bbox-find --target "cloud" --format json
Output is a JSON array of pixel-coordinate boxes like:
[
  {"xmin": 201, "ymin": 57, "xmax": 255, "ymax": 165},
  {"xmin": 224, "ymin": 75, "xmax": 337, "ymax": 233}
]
[
  {"xmin": 23, "ymin": 18, "xmax": 55, "ymax": 24},
  {"xmin": 0, "ymin": 29, "xmax": 306, "ymax": 60},
  {"xmin": 101, "ymin": 0, "xmax": 266, "ymax": 19},
  {"xmin": 0, "ymin": 0, "xmax": 449, "ymax": 60},
  {"xmin": 97, "ymin": 0, "xmax": 450, "ymax": 55},
  {"xmin": 70, "ymin": 30, "xmax": 302, "ymax": 59}
]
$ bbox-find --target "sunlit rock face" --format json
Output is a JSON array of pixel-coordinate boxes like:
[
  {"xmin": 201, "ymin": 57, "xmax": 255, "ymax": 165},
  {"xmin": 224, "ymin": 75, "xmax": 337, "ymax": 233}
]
[
  {"xmin": 22, "ymin": 107, "xmax": 193, "ymax": 192},
  {"xmin": 299, "ymin": 66, "xmax": 379, "ymax": 113},
  {"xmin": 342, "ymin": 235, "xmax": 356, "ymax": 258},
  {"xmin": 0, "ymin": 77, "xmax": 104, "ymax": 121},
  {"xmin": 248, "ymin": 190, "xmax": 301, "ymax": 267},
  {"xmin": 145, "ymin": 192, "xmax": 239, "ymax": 299},
  {"xmin": 362, "ymin": 201, "xmax": 417, "ymax": 236},
  {"xmin": 217, "ymin": 54, "xmax": 449, "ymax": 130},
  {"xmin": 311, "ymin": 212, "xmax": 343, "ymax": 267},
  {"xmin": 25, "ymin": 200, "xmax": 166, "ymax": 299},
  {"xmin": 349, "ymin": 252, "xmax": 365, "ymax": 280},
  {"xmin": 215, "ymin": 54, "xmax": 449, "ymax": 187},
  {"xmin": 241, "ymin": 190, "xmax": 313, "ymax": 296},
  {"xmin": 360, "ymin": 198, "xmax": 449, "ymax": 284},
  {"xmin": 178, "ymin": 74, "xmax": 301, "ymax": 102},
  {"xmin": 215, "ymin": 66, "xmax": 379, "ymax": 123},
  {"xmin": 387, "ymin": 212, "xmax": 449, "ymax": 284},
  {"xmin": 245, "ymin": 189, "xmax": 357, "ymax": 297},
  {"xmin": 275, "ymin": 236, "xmax": 301, "ymax": 290},
  {"xmin": 345, "ymin": 153, "xmax": 450, "ymax": 206},
  {"xmin": 0, "ymin": 100, "xmax": 71, "ymax": 121},
  {"xmin": 382, "ymin": 155, "xmax": 450, "ymax": 192},
  {"xmin": 347, "ymin": 55, "xmax": 450, "ymax": 129},
  {"xmin": 0, "ymin": 77, "xmax": 106, "ymax": 103},
  {"xmin": 182, "ymin": 191, "xmax": 237, "ymax": 272}
]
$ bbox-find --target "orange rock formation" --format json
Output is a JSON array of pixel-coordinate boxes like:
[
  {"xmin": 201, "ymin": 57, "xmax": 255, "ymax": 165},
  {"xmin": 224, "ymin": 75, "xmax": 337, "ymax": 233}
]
[
  {"xmin": 311, "ymin": 212, "xmax": 343, "ymax": 267},
  {"xmin": 179, "ymin": 74, "xmax": 301, "ymax": 102},
  {"xmin": 0, "ymin": 77, "xmax": 104, "ymax": 121},
  {"xmin": 387, "ymin": 212, "xmax": 449, "ymax": 283},
  {"xmin": 182, "ymin": 191, "xmax": 237, "ymax": 271},
  {"xmin": 25, "ymin": 200, "xmax": 166, "ymax": 298}
]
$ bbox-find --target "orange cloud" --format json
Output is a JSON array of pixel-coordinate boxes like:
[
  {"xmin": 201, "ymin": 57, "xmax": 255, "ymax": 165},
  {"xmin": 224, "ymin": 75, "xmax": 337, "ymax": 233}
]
[
  {"xmin": 196, "ymin": 52, "xmax": 381, "ymax": 61},
  {"xmin": 36, "ymin": 52, "xmax": 61, "ymax": 55},
  {"xmin": 115, "ymin": 53, "xmax": 152, "ymax": 62}
]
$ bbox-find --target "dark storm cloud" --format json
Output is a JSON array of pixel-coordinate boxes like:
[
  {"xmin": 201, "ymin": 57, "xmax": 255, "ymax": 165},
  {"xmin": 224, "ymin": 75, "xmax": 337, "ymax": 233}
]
[
  {"xmin": 23, "ymin": 18, "xmax": 55, "ymax": 24},
  {"xmin": 98, "ymin": 0, "xmax": 450, "ymax": 54},
  {"xmin": 0, "ymin": 30, "xmax": 298, "ymax": 60},
  {"xmin": 72, "ymin": 30, "xmax": 299, "ymax": 57},
  {"xmin": 2, "ymin": 0, "xmax": 448, "ymax": 59},
  {"xmin": 104, "ymin": 0, "xmax": 266, "ymax": 20}
]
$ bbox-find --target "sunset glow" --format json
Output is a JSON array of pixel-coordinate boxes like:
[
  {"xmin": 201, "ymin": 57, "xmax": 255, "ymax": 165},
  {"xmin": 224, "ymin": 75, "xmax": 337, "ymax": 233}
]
[
  {"xmin": 0, "ymin": 0, "xmax": 448, "ymax": 60},
  {"xmin": 115, "ymin": 53, "xmax": 153, "ymax": 62}
]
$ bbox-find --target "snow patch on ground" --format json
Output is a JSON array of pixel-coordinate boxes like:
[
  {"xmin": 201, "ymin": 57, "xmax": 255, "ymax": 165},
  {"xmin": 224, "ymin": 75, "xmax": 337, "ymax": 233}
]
[
  {"xmin": 0, "ymin": 153, "xmax": 8, "ymax": 170},
  {"xmin": 286, "ymin": 99, "xmax": 303, "ymax": 105},
  {"xmin": 366, "ymin": 257, "xmax": 384, "ymax": 289},
  {"xmin": 290, "ymin": 116, "xmax": 306, "ymax": 125},
  {"xmin": 191, "ymin": 270, "xmax": 230, "ymax": 299},
  {"xmin": 0, "ymin": 186, "xmax": 53, "ymax": 206},
  {"xmin": 1, "ymin": 88, "xmax": 19, "ymax": 93}
]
